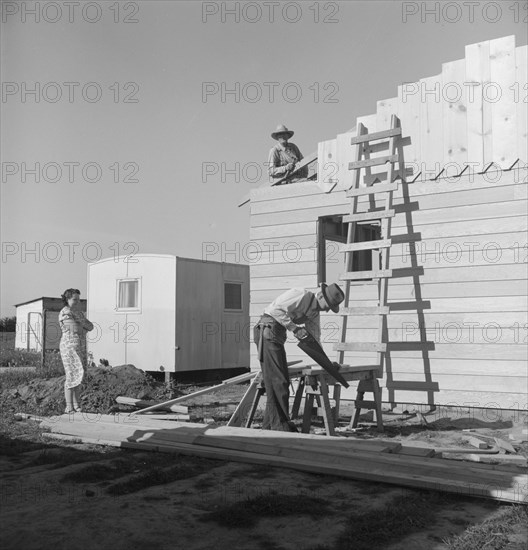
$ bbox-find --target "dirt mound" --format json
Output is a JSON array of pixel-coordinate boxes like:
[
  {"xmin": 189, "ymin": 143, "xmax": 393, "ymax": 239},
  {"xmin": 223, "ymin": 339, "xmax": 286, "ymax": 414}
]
[{"xmin": 9, "ymin": 364, "xmax": 164, "ymax": 415}]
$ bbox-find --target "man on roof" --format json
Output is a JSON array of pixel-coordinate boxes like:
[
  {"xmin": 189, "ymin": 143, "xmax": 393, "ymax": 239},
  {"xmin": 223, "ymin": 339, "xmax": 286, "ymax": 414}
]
[{"xmin": 267, "ymin": 124, "xmax": 309, "ymax": 184}]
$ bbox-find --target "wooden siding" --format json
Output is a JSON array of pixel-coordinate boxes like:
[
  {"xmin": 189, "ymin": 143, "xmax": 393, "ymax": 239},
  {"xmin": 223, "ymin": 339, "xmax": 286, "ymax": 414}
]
[
  {"xmin": 249, "ymin": 168, "xmax": 528, "ymax": 409},
  {"xmin": 176, "ymin": 258, "xmax": 250, "ymax": 372}
]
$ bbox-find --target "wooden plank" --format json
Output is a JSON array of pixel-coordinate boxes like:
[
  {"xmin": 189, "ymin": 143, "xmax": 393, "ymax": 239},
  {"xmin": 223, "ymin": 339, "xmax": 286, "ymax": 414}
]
[
  {"xmin": 335, "ymin": 342, "xmax": 387, "ymax": 352},
  {"xmin": 42, "ymin": 418, "xmax": 528, "ymax": 503},
  {"xmin": 395, "ymin": 446, "xmax": 436, "ymax": 458},
  {"xmin": 251, "ymin": 278, "xmax": 528, "ymax": 302},
  {"xmin": 251, "ymin": 196, "xmax": 527, "ymax": 229},
  {"xmin": 465, "ymin": 40, "xmax": 491, "ymax": 171},
  {"xmin": 317, "ymin": 138, "xmax": 338, "ymax": 193},
  {"xmin": 349, "ymin": 127, "xmax": 401, "ymax": 145},
  {"xmin": 493, "ymin": 437, "xmax": 517, "ymax": 454},
  {"xmin": 250, "ymin": 169, "xmax": 526, "ymax": 215},
  {"xmin": 345, "ymin": 182, "xmax": 399, "ymax": 197},
  {"xmin": 339, "ymin": 269, "xmax": 392, "ymax": 280},
  {"xmin": 377, "ymin": 97, "xmax": 399, "ymax": 132},
  {"xmin": 442, "ymin": 58, "xmax": 469, "ymax": 171},
  {"xmin": 134, "ymin": 413, "xmax": 191, "ymax": 421},
  {"xmin": 341, "ymin": 307, "xmax": 390, "ymax": 316},
  {"xmin": 115, "ymin": 396, "xmax": 188, "ymax": 414},
  {"xmin": 349, "ymin": 155, "xmax": 399, "ymax": 170},
  {"xmin": 398, "ymin": 82, "xmax": 421, "ymax": 171},
  {"xmin": 335, "ymin": 131, "xmax": 357, "ymax": 191},
  {"xmin": 132, "ymin": 372, "xmax": 258, "ymax": 414},
  {"xmin": 343, "ymin": 209, "xmax": 395, "ymax": 223},
  {"xmin": 340, "ymin": 239, "xmax": 391, "ymax": 252},
  {"xmin": 490, "ymin": 36, "xmax": 517, "ymax": 168},
  {"xmin": 419, "ymin": 74, "xmax": 444, "ymax": 177},
  {"xmin": 467, "ymin": 454, "xmax": 527, "ymax": 466},
  {"xmin": 515, "ymin": 45, "xmax": 528, "ymax": 162},
  {"xmin": 338, "ymin": 343, "xmax": 528, "ymax": 362},
  {"xmin": 467, "ymin": 436, "xmax": 489, "ymax": 449},
  {"xmin": 356, "ymin": 113, "xmax": 377, "ymax": 133}
]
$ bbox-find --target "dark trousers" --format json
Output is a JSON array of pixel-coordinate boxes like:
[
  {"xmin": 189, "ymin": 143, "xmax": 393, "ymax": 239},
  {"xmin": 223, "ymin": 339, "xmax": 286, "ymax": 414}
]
[{"xmin": 254, "ymin": 319, "xmax": 292, "ymax": 432}]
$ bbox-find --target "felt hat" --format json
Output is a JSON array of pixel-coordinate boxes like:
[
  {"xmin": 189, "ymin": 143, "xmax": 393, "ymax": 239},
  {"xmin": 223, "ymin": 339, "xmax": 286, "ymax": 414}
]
[
  {"xmin": 321, "ymin": 283, "xmax": 345, "ymax": 313},
  {"xmin": 271, "ymin": 124, "xmax": 294, "ymax": 140}
]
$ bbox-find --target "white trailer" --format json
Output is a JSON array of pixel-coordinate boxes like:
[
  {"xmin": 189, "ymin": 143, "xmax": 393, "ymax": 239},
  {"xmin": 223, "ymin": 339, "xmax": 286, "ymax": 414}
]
[{"xmin": 87, "ymin": 255, "xmax": 250, "ymax": 378}]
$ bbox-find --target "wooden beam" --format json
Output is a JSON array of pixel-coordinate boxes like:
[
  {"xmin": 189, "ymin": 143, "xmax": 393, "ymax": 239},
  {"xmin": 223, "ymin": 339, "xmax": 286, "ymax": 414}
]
[
  {"xmin": 346, "ymin": 182, "xmax": 398, "ymax": 197},
  {"xmin": 340, "ymin": 239, "xmax": 391, "ymax": 253},
  {"xmin": 349, "ymin": 128, "xmax": 401, "ymax": 145},
  {"xmin": 349, "ymin": 155, "xmax": 399, "ymax": 170}
]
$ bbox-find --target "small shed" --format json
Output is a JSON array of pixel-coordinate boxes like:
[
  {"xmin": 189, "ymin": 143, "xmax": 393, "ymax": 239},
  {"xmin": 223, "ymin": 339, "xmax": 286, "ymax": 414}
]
[
  {"xmin": 15, "ymin": 296, "xmax": 87, "ymax": 352},
  {"xmin": 87, "ymin": 255, "xmax": 250, "ymax": 377}
]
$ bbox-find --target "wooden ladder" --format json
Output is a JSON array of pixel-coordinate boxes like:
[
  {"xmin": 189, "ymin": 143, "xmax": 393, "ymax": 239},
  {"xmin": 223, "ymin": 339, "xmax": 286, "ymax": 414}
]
[{"xmin": 334, "ymin": 115, "xmax": 404, "ymax": 432}]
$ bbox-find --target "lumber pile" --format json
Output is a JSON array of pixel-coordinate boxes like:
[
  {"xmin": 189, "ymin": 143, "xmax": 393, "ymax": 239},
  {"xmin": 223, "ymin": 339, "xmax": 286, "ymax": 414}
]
[{"xmin": 38, "ymin": 414, "xmax": 528, "ymax": 504}]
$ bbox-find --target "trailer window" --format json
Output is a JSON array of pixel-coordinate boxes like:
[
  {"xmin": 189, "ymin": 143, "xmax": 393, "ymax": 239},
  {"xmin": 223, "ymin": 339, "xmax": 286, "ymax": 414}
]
[
  {"xmin": 224, "ymin": 282, "xmax": 242, "ymax": 311},
  {"xmin": 117, "ymin": 279, "xmax": 139, "ymax": 310}
]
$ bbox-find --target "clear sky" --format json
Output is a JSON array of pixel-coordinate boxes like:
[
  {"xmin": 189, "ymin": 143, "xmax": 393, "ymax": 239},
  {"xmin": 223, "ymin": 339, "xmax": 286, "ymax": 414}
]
[{"xmin": 1, "ymin": 0, "xmax": 525, "ymax": 316}]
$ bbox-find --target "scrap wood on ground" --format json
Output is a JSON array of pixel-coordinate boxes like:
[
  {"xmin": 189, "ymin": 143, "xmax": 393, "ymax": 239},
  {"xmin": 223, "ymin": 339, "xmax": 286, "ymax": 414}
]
[{"xmin": 35, "ymin": 413, "xmax": 528, "ymax": 505}]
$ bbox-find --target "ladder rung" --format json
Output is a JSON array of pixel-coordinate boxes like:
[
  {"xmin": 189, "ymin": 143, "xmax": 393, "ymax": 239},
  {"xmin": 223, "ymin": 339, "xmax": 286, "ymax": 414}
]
[
  {"xmin": 340, "ymin": 365, "xmax": 380, "ymax": 372},
  {"xmin": 340, "ymin": 239, "xmax": 391, "ymax": 253},
  {"xmin": 334, "ymin": 342, "xmax": 387, "ymax": 352},
  {"xmin": 391, "ymin": 232, "xmax": 421, "ymax": 244},
  {"xmin": 354, "ymin": 400, "xmax": 377, "ymax": 409},
  {"xmin": 341, "ymin": 307, "xmax": 390, "ymax": 315},
  {"xmin": 349, "ymin": 155, "xmax": 399, "ymax": 170},
  {"xmin": 388, "ymin": 301, "xmax": 431, "ymax": 311},
  {"xmin": 350, "ymin": 127, "xmax": 401, "ymax": 145},
  {"xmin": 389, "ymin": 342, "xmax": 435, "ymax": 351},
  {"xmin": 343, "ymin": 210, "xmax": 395, "ymax": 223},
  {"xmin": 386, "ymin": 381, "xmax": 440, "ymax": 391},
  {"xmin": 340, "ymin": 269, "xmax": 392, "ymax": 280},
  {"xmin": 346, "ymin": 182, "xmax": 398, "ymax": 197}
]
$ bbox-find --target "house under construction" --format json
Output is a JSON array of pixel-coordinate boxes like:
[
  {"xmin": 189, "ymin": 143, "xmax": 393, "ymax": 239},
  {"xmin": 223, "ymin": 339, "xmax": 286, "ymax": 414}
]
[{"xmin": 246, "ymin": 35, "xmax": 527, "ymax": 412}]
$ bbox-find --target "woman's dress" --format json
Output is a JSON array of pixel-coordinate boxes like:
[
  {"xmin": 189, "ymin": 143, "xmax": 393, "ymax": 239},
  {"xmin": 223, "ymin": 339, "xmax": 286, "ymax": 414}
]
[{"xmin": 58, "ymin": 306, "xmax": 88, "ymax": 389}]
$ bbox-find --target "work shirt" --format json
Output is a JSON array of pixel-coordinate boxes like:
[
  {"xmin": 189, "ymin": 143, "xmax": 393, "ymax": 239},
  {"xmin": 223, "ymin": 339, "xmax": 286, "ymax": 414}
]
[
  {"xmin": 263, "ymin": 288, "xmax": 321, "ymax": 342},
  {"xmin": 268, "ymin": 142, "xmax": 309, "ymax": 181}
]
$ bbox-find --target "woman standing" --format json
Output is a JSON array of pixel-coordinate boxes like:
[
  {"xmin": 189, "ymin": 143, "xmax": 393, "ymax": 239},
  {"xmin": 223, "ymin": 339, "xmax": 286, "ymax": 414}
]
[{"xmin": 59, "ymin": 288, "xmax": 94, "ymax": 414}]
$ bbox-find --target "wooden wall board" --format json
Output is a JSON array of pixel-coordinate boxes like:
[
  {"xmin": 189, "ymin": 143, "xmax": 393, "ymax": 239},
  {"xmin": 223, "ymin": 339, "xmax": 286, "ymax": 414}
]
[
  {"xmin": 251, "ymin": 296, "xmax": 527, "ymax": 314},
  {"xmin": 250, "ymin": 221, "xmax": 316, "ymax": 241},
  {"xmin": 398, "ymin": 83, "xmax": 422, "ymax": 170},
  {"xmin": 490, "ymin": 35, "xmax": 517, "ymax": 168},
  {"xmin": 377, "ymin": 97, "xmax": 399, "ymax": 134},
  {"xmin": 316, "ymin": 138, "xmax": 338, "ymax": 192},
  {"xmin": 250, "ymin": 176, "xmax": 525, "ymax": 217},
  {"xmin": 335, "ymin": 131, "xmax": 357, "ymax": 191},
  {"xmin": 419, "ymin": 73, "xmax": 444, "ymax": 177},
  {"xmin": 465, "ymin": 40, "xmax": 491, "ymax": 171},
  {"xmin": 515, "ymin": 45, "xmax": 528, "ymax": 162},
  {"xmin": 251, "ymin": 196, "xmax": 526, "ymax": 228},
  {"xmin": 356, "ymin": 113, "xmax": 377, "ymax": 134},
  {"xmin": 251, "ymin": 280, "xmax": 528, "ymax": 304},
  {"xmin": 249, "ymin": 167, "xmax": 525, "ymax": 207}
]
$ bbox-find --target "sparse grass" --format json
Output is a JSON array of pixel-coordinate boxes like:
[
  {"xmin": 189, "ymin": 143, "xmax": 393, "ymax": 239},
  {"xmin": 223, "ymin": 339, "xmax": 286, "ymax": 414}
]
[
  {"xmin": 310, "ymin": 491, "xmax": 448, "ymax": 550},
  {"xmin": 0, "ymin": 433, "xmax": 46, "ymax": 456},
  {"xmin": 202, "ymin": 493, "xmax": 333, "ymax": 528},
  {"xmin": 443, "ymin": 504, "xmax": 528, "ymax": 550},
  {"xmin": 61, "ymin": 459, "xmax": 137, "ymax": 482},
  {"xmin": 106, "ymin": 456, "xmax": 219, "ymax": 495}
]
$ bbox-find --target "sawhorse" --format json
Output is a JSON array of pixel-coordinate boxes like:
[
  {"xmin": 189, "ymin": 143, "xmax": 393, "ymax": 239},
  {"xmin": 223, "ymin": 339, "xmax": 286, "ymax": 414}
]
[{"xmin": 228, "ymin": 365, "xmax": 383, "ymax": 434}]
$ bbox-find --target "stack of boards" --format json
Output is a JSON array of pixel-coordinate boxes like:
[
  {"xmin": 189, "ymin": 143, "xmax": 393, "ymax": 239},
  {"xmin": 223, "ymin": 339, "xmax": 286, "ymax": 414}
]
[{"xmin": 39, "ymin": 414, "xmax": 527, "ymax": 504}]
